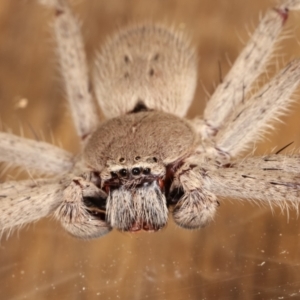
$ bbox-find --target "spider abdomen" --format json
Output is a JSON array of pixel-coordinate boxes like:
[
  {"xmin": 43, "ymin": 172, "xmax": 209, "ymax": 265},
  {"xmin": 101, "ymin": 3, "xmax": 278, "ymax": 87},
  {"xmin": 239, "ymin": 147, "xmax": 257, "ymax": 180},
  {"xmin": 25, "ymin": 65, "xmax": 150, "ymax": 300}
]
[{"xmin": 94, "ymin": 24, "xmax": 197, "ymax": 119}]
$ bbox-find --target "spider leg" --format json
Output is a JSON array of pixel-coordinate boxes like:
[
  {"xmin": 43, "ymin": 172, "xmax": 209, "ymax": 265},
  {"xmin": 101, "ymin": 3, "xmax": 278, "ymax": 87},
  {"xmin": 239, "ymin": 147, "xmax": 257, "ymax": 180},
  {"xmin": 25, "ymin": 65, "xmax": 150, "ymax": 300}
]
[
  {"xmin": 55, "ymin": 176, "xmax": 111, "ymax": 239},
  {"xmin": 169, "ymin": 155, "xmax": 219, "ymax": 229},
  {"xmin": 0, "ymin": 175, "xmax": 111, "ymax": 239},
  {"xmin": 38, "ymin": 0, "xmax": 98, "ymax": 142},
  {"xmin": 0, "ymin": 178, "xmax": 63, "ymax": 235},
  {"xmin": 215, "ymin": 59, "xmax": 300, "ymax": 158},
  {"xmin": 0, "ymin": 132, "xmax": 73, "ymax": 174},
  {"xmin": 203, "ymin": 154, "xmax": 300, "ymax": 212},
  {"xmin": 200, "ymin": 0, "xmax": 300, "ymax": 139},
  {"xmin": 169, "ymin": 153, "xmax": 300, "ymax": 228}
]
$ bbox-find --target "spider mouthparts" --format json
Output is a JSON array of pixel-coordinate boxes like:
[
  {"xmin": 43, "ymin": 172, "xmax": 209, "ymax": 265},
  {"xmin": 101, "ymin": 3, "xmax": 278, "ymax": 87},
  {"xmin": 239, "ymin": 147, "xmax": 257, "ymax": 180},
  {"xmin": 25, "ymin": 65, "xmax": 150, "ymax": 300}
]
[
  {"xmin": 128, "ymin": 222, "xmax": 159, "ymax": 233},
  {"xmin": 106, "ymin": 181, "xmax": 169, "ymax": 231}
]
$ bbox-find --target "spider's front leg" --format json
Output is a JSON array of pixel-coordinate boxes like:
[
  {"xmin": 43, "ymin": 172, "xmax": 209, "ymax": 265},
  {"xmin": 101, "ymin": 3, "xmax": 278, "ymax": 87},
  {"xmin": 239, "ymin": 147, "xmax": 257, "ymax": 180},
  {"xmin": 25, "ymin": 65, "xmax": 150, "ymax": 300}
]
[
  {"xmin": 169, "ymin": 156, "xmax": 219, "ymax": 229},
  {"xmin": 55, "ymin": 173, "xmax": 111, "ymax": 239}
]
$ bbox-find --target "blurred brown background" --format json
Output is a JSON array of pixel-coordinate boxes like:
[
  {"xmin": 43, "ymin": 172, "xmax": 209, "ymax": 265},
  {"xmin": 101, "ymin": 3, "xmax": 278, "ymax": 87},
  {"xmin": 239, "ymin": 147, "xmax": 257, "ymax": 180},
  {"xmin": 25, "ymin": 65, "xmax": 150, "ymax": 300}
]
[{"xmin": 1, "ymin": 0, "xmax": 300, "ymax": 299}]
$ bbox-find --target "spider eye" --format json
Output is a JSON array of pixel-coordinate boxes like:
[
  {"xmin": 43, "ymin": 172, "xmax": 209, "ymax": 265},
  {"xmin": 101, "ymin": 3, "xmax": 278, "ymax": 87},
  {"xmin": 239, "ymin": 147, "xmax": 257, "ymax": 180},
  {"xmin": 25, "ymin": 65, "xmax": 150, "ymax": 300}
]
[
  {"xmin": 143, "ymin": 168, "xmax": 151, "ymax": 175},
  {"xmin": 132, "ymin": 168, "xmax": 141, "ymax": 175},
  {"xmin": 119, "ymin": 169, "xmax": 128, "ymax": 177}
]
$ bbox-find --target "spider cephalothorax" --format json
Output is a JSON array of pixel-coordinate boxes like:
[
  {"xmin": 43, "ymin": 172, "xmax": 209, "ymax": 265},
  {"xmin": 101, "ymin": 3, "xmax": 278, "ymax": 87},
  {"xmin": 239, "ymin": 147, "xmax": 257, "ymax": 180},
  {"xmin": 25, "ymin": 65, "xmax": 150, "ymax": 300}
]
[
  {"xmin": 82, "ymin": 108, "xmax": 198, "ymax": 232},
  {"xmin": 1, "ymin": 0, "xmax": 300, "ymax": 240}
]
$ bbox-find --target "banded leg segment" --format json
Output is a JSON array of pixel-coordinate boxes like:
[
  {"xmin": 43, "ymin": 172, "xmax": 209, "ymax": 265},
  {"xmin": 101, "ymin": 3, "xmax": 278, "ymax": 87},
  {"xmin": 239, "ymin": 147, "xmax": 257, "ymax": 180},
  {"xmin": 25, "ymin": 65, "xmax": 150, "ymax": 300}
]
[
  {"xmin": 0, "ymin": 132, "xmax": 73, "ymax": 174},
  {"xmin": 201, "ymin": 1, "xmax": 300, "ymax": 139},
  {"xmin": 39, "ymin": 0, "xmax": 98, "ymax": 141}
]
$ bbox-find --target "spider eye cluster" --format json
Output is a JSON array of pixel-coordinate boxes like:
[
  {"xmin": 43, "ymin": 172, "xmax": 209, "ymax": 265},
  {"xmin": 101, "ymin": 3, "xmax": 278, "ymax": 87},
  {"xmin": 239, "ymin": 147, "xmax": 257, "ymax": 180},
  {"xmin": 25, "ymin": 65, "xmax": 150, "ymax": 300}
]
[{"xmin": 111, "ymin": 167, "xmax": 151, "ymax": 178}]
